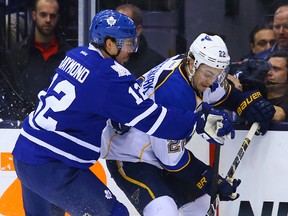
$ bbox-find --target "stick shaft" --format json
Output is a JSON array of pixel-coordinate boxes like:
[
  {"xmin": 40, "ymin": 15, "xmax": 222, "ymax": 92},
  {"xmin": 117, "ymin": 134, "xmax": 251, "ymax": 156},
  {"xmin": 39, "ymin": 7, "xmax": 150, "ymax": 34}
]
[
  {"xmin": 210, "ymin": 144, "xmax": 221, "ymax": 204},
  {"xmin": 226, "ymin": 122, "xmax": 259, "ymax": 178},
  {"xmin": 206, "ymin": 122, "xmax": 260, "ymax": 216}
]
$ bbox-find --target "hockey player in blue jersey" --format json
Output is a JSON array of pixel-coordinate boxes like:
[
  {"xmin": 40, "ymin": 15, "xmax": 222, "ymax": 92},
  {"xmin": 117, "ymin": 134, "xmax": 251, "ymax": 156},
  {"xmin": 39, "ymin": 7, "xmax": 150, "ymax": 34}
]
[
  {"xmin": 101, "ymin": 33, "xmax": 276, "ymax": 215},
  {"xmin": 11, "ymin": 10, "xmax": 238, "ymax": 216}
]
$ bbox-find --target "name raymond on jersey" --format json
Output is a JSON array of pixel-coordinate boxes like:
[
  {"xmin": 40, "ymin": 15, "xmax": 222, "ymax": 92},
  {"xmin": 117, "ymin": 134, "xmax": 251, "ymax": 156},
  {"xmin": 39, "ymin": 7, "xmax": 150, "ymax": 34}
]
[{"xmin": 58, "ymin": 56, "xmax": 90, "ymax": 83}]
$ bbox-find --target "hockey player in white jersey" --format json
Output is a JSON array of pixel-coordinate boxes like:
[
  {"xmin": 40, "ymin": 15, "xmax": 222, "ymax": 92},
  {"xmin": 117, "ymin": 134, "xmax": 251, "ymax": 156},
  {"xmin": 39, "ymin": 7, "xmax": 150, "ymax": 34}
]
[
  {"xmin": 11, "ymin": 11, "xmax": 237, "ymax": 216},
  {"xmin": 101, "ymin": 33, "xmax": 276, "ymax": 215}
]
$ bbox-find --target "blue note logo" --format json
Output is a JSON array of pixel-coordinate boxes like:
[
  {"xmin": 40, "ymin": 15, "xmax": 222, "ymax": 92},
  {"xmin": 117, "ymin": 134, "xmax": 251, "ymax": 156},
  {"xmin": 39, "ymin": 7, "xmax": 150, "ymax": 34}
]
[{"xmin": 201, "ymin": 35, "xmax": 212, "ymax": 41}]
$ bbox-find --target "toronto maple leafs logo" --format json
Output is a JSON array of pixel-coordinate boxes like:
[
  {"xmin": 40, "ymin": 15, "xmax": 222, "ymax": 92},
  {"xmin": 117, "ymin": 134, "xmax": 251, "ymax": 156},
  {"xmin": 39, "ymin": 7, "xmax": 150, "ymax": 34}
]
[
  {"xmin": 104, "ymin": 189, "xmax": 113, "ymax": 199},
  {"xmin": 107, "ymin": 16, "xmax": 116, "ymax": 26},
  {"xmin": 111, "ymin": 62, "xmax": 131, "ymax": 77}
]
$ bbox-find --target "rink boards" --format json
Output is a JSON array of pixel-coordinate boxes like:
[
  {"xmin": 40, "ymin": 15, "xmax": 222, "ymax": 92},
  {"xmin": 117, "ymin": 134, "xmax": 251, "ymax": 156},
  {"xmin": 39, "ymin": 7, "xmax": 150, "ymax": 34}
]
[{"xmin": 0, "ymin": 121, "xmax": 287, "ymax": 216}]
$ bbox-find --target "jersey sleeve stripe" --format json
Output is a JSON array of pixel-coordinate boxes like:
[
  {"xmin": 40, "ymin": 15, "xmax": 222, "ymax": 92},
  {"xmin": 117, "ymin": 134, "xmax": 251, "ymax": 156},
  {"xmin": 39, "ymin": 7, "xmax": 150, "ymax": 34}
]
[
  {"xmin": 54, "ymin": 131, "xmax": 100, "ymax": 152},
  {"xmin": 20, "ymin": 128, "xmax": 97, "ymax": 164},
  {"xmin": 146, "ymin": 107, "xmax": 167, "ymax": 135},
  {"xmin": 126, "ymin": 103, "xmax": 158, "ymax": 126},
  {"xmin": 28, "ymin": 113, "xmax": 100, "ymax": 153}
]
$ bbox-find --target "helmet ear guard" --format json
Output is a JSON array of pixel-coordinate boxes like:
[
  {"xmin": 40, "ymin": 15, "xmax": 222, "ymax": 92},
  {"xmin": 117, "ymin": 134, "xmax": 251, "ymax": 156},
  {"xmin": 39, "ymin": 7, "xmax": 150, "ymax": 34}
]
[{"xmin": 189, "ymin": 33, "xmax": 230, "ymax": 70}]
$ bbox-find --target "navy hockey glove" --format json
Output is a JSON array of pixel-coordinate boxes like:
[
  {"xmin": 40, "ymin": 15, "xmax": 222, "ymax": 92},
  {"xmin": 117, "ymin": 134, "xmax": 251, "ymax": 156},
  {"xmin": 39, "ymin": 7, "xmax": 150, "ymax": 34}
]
[
  {"xmin": 236, "ymin": 91, "xmax": 275, "ymax": 135},
  {"xmin": 196, "ymin": 102, "xmax": 235, "ymax": 145},
  {"xmin": 109, "ymin": 120, "xmax": 130, "ymax": 135},
  {"xmin": 196, "ymin": 168, "xmax": 241, "ymax": 201}
]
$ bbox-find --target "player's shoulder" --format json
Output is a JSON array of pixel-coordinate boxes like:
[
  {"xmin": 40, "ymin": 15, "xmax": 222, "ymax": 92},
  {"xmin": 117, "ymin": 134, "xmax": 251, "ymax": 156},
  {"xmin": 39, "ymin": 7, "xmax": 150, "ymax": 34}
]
[
  {"xmin": 67, "ymin": 45, "xmax": 90, "ymax": 55},
  {"xmin": 65, "ymin": 45, "xmax": 103, "ymax": 65}
]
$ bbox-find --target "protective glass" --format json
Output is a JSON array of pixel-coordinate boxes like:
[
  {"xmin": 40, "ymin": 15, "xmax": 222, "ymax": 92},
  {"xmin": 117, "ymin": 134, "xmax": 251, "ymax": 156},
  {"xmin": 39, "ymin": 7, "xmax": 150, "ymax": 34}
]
[
  {"xmin": 116, "ymin": 37, "xmax": 138, "ymax": 53},
  {"xmin": 246, "ymin": 58, "xmax": 272, "ymax": 71}
]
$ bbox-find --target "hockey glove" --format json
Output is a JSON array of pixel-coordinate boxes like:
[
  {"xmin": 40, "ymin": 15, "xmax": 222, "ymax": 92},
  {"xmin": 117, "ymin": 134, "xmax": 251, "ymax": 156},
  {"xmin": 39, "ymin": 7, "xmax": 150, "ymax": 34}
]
[
  {"xmin": 236, "ymin": 91, "xmax": 275, "ymax": 135},
  {"xmin": 196, "ymin": 168, "xmax": 241, "ymax": 201},
  {"xmin": 109, "ymin": 119, "xmax": 131, "ymax": 135},
  {"xmin": 196, "ymin": 102, "xmax": 235, "ymax": 145}
]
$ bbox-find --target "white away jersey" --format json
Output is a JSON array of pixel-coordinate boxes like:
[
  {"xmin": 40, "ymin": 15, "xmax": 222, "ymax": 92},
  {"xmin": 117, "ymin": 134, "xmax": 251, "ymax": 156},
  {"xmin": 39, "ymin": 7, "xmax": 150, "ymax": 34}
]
[{"xmin": 101, "ymin": 54, "xmax": 232, "ymax": 170}]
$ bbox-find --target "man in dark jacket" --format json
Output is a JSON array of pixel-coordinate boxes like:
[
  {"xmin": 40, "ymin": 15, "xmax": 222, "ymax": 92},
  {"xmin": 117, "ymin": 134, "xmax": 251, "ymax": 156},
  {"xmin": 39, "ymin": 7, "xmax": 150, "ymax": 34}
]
[
  {"xmin": 4, "ymin": 0, "xmax": 72, "ymax": 120},
  {"xmin": 116, "ymin": 4, "xmax": 165, "ymax": 78}
]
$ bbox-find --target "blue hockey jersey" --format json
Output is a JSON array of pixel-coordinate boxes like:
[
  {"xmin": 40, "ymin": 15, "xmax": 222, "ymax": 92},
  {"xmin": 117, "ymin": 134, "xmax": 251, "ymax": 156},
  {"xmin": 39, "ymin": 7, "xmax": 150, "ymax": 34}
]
[{"xmin": 12, "ymin": 45, "xmax": 200, "ymax": 169}]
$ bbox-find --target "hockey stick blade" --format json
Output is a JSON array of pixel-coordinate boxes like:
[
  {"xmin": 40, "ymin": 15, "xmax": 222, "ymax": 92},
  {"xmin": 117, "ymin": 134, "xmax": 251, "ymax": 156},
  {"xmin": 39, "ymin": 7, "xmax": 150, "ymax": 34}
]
[{"xmin": 205, "ymin": 122, "xmax": 260, "ymax": 216}]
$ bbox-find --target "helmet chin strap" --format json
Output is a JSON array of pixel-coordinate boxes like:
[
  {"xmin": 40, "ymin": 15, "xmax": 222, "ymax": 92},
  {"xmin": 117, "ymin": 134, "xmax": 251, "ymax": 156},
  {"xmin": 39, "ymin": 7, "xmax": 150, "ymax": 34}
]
[{"xmin": 187, "ymin": 63, "xmax": 197, "ymax": 88}]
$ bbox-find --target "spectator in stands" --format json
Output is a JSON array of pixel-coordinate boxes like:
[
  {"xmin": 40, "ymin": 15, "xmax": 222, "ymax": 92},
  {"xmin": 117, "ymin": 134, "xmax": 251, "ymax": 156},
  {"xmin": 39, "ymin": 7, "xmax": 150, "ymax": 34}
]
[
  {"xmin": 265, "ymin": 50, "xmax": 288, "ymax": 121},
  {"xmin": 5, "ymin": 0, "xmax": 72, "ymax": 120},
  {"xmin": 116, "ymin": 4, "xmax": 165, "ymax": 78},
  {"xmin": 241, "ymin": 23, "xmax": 275, "ymax": 60},
  {"xmin": 256, "ymin": 4, "xmax": 288, "ymax": 59},
  {"xmin": 229, "ymin": 50, "xmax": 288, "ymax": 122}
]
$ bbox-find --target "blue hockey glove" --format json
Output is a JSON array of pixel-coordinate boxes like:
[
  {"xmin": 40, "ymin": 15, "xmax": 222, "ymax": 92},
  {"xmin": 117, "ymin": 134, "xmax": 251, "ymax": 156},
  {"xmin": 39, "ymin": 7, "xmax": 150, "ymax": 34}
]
[
  {"xmin": 218, "ymin": 177, "xmax": 241, "ymax": 201},
  {"xmin": 236, "ymin": 91, "xmax": 275, "ymax": 135},
  {"xmin": 109, "ymin": 119, "xmax": 130, "ymax": 135},
  {"xmin": 196, "ymin": 102, "xmax": 235, "ymax": 145},
  {"xmin": 196, "ymin": 168, "xmax": 241, "ymax": 201}
]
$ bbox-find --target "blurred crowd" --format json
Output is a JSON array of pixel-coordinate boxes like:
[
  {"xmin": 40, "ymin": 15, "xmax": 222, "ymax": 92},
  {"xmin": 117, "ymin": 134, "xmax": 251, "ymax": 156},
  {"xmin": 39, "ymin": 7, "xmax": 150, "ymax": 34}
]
[{"xmin": 0, "ymin": 0, "xmax": 287, "ymax": 122}]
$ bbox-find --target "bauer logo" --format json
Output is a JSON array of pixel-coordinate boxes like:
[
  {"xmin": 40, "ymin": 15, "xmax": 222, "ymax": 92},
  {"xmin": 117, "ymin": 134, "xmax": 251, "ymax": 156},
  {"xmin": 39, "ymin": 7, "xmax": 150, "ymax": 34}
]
[
  {"xmin": 0, "ymin": 152, "xmax": 14, "ymax": 171},
  {"xmin": 236, "ymin": 91, "xmax": 262, "ymax": 115}
]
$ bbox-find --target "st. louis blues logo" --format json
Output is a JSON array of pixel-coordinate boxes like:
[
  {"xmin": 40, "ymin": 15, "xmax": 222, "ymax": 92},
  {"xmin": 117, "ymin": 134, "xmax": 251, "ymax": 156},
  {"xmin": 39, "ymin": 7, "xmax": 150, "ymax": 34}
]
[
  {"xmin": 107, "ymin": 16, "xmax": 116, "ymax": 26},
  {"xmin": 201, "ymin": 35, "xmax": 212, "ymax": 41}
]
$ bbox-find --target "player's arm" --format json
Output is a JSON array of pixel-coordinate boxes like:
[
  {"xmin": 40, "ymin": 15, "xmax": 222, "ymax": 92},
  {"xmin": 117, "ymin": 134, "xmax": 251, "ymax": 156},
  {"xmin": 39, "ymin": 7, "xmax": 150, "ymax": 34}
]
[
  {"xmin": 98, "ymin": 63, "xmax": 234, "ymax": 140},
  {"xmin": 98, "ymin": 74, "xmax": 197, "ymax": 140},
  {"xmin": 273, "ymin": 105, "xmax": 286, "ymax": 122}
]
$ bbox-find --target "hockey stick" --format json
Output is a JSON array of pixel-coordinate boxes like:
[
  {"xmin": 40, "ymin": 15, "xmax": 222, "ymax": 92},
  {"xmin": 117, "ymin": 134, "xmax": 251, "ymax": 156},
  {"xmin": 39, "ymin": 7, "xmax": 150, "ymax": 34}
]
[
  {"xmin": 209, "ymin": 144, "xmax": 221, "ymax": 207},
  {"xmin": 205, "ymin": 122, "xmax": 260, "ymax": 216}
]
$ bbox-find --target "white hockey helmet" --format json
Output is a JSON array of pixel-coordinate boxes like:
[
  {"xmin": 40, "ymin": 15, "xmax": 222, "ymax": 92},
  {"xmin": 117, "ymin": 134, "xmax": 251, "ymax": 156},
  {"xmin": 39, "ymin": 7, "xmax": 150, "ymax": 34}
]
[{"xmin": 189, "ymin": 33, "xmax": 230, "ymax": 70}]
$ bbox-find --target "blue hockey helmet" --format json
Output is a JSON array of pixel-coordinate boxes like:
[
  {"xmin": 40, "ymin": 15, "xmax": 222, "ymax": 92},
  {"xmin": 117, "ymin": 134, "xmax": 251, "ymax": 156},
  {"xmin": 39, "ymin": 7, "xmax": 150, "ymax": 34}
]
[{"xmin": 89, "ymin": 10, "xmax": 137, "ymax": 50}]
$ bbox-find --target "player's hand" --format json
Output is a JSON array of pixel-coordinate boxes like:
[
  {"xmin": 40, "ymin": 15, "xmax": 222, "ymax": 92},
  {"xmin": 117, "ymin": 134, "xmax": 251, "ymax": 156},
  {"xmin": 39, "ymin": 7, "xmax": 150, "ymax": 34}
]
[
  {"xmin": 196, "ymin": 168, "xmax": 241, "ymax": 201},
  {"xmin": 109, "ymin": 119, "xmax": 130, "ymax": 135},
  {"xmin": 236, "ymin": 91, "xmax": 275, "ymax": 135},
  {"xmin": 218, "ymin": 177, "xmax": 241, "ymax": 201},
  {"xmin": 196, "ymin": 102, "xmax": 235, "ymax": 145}
]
